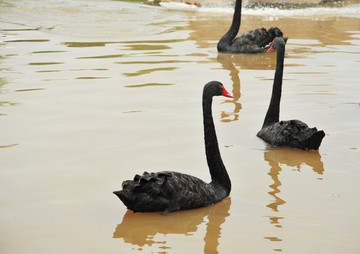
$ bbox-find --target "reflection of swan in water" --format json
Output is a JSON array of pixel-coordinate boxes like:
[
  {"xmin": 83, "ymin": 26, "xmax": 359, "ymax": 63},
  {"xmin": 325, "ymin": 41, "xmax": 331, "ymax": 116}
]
[
  {"xmin": 263, "ymin": 146, "xmax": 325, "ymax": 226},
  {"xmin": 263, "ymin": 146, "xmax": 325, "ymax": 251},
  {"xmin": 216, "ymin": 54, "xmax": 242, "ymax": 123},
  {"xmin": 113, "ymin": 198, "xmax": 231, "ymax": 253},
  {"xmin": 265, "ymin": 146, "xmax": 325, "ymax": 175}
]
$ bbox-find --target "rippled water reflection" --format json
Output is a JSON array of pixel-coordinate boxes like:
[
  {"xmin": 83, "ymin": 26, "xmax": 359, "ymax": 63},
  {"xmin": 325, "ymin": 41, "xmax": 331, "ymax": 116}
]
[
  {"xmin": 114, "ymin": 198, "xmax": 231, "ymax": 253},
  {"xmin": 1, "ymin": 0, "xmax": 360, "ymax": 253}
]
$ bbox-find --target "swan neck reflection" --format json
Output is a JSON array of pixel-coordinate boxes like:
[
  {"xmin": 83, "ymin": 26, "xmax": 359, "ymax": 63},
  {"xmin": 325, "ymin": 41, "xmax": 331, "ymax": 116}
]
[
  {"xmin": 113, "ymin": 198, "xmax": 231, "ymax": 253},
  {"xmin": 216, "ymin": 53, "xmax": 242, "ymax": 123}
]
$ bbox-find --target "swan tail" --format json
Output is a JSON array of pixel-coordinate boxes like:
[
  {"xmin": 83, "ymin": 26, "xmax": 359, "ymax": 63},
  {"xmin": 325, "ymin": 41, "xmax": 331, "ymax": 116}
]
[
  {"xmin": 302, "ymin": 130, "xmax": 325, "ymax": 150},
  {"xmin": 113, "ymin": 171, "xmax": 179, "ymax": 212},
  {"xmin": 288, "ymin": 121, "xmax": 325, "ymax": 150},
  {"xmin": 261, "ymin": 28, "xmax": 286, "ymax": 51},
  {"xmin": 241, "ymin": 28, "xmax": 284, "ymax": 52},
  {"xmin": 113, "ymin": 189, "xmax": 135, "ymax": 211},
  {"xmin": 268, "ymin": 27, "xmax": 283, "ymax": 38}
]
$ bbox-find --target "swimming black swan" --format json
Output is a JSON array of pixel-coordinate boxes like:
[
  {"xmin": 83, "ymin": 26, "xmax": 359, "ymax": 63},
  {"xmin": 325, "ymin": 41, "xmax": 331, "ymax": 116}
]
[
  {"xmin": 113, "ymin": 81, "xmax": 233, "ymax": 213},
  {"xmin": 257, "ymin": 37, "xmax": 325, "ymax": 150},
  {"xmin": 217, "ymin": 0, "xmax": 283, "ymax": 54}
]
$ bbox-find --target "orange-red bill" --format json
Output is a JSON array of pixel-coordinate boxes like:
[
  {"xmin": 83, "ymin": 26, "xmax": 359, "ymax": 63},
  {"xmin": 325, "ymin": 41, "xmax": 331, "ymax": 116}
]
[
  {"xmin": 221, "ymin": 85, "xmax": 233, "ymax": 98},
  {"xmin": 267, "ymin": 41, "xmax": 275, "ymax": 52}
]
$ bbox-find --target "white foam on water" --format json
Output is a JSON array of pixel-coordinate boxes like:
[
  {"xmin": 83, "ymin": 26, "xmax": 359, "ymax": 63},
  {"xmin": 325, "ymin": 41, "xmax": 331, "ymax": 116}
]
[
  {"xmin": 241, "ymin": 5, "xmax": 360, "ymax": 17},
  {"xmin": 162, "ymin": 1, "xmax": 360, "ymax": 18}
]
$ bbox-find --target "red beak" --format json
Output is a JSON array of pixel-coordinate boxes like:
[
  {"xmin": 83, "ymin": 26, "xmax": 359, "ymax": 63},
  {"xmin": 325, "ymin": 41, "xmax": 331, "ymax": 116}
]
[
  {"xmin": 221, "ymin": 85, "xmax": 233, "ymax": 98},
  {"xmin": 267, "ymin": 41, "xmax": 275, "ymax": 52}
]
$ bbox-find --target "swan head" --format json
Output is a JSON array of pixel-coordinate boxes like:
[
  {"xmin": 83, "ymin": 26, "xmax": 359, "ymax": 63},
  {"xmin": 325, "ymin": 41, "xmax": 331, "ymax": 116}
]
[
  {"xmin": 267, "ymin": 37, "xmax": 288, "ymax": 52},
  {"xmin": 204, "ymin": 81, "xmax": 233, "ymax": 98}
]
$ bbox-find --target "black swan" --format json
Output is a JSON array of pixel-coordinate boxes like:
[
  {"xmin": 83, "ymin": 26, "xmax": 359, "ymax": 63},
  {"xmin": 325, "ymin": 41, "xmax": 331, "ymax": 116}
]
[
  {"xmin": 114, "ymin": 81, "xmax": 233, "ymax": 213},
  {"xmin": 257, "ymin": 37, "xmax": 325, "ymax": 150},
  {"xmin": 217, "ymin": 0, "xmax": 283, "ymax": 54}
]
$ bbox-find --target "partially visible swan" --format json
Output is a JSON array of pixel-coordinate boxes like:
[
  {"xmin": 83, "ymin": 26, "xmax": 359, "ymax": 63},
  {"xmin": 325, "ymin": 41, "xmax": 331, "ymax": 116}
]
[
  {"xmin": 218, "ymin": 0, "xmax": 283, "ymax": 54},
  {"xmin": 257, "ymin": 37, "xmax": 325, "ymax": 150},
  {"xmin": 114, "ymin": 81, "xmax": 233, "ymax": 213}
]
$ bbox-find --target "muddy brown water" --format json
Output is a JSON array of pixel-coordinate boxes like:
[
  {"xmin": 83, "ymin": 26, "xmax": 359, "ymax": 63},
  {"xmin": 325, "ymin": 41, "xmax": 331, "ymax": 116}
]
[{"xmin": 1, "ymin": 0, "xmax": 360, "ymax": 253}]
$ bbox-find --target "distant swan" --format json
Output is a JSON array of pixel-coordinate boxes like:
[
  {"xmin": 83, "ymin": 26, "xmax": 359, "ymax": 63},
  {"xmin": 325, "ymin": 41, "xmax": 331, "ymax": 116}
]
[
  {"xmin": 114, "ymin": 81, "xmax": 233, "ymax": 213},
  {"xmin": 257, "ymin": 37, "xmax": 325, "ymax": 150},
  {"xmin": 217, "ymin": 0, "xmax": 283, "ymax": 54}
]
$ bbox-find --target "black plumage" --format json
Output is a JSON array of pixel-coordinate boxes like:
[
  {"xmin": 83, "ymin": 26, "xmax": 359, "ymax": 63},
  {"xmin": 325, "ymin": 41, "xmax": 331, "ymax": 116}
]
[
  {"xmin": 217, "ymin": 0, "xmax": 283, "ymax": 54},
  {"xmin": 257, "ymin": 37, "xmax": 325, "ymax": 150},
  {"xmin": 114, "ymin": 81, "xmax": 233, "ymax": 213}
]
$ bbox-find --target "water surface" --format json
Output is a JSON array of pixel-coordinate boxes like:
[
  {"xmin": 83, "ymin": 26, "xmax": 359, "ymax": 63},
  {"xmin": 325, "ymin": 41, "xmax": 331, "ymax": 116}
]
[{"xmin": 1, "ymin": 0, "xmax": 360, "ymax": 253}]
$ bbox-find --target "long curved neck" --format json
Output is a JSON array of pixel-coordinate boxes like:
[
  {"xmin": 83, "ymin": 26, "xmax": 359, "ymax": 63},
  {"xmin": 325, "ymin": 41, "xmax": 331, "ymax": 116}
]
[
  {"xmin": 203, "ymin": 95, "xmax": 231, "ymax": 192},
  {"xmin": 262, "ymin": 45, "xmax": 285, "ymax": 128},
  {"xmin": 218, "ymin": 0, "xmax": 242, "ymax": 47}
]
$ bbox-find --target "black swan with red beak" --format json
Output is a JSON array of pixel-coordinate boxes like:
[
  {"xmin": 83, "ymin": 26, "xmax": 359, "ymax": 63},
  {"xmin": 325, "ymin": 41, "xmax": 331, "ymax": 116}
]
[
  {"xmin": 114, "ymin": 81, "xmax": 233, "ymax": 213},
  {"xmin": 218, "ymin": 0, "xmax": 283, "ymax": 54},
  {"xmin": 257, "ymin": 37, "xmax": 325, "ymax": 150}
]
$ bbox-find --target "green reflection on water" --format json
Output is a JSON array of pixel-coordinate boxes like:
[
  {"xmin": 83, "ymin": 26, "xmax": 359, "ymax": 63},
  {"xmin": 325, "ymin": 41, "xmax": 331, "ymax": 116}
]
[
  {"xmin": 123, "ymin": 67, "xmax": 178, "ymax": 77},
  {"xmin": 29, "ymin": 62, "xmax": 63, "ymax": 65},
  {"xmin": 62, "ymin": 39, "xmax": 184, "ymax": 48},
  {"xmin": 77, "ymin": 54, "xmax": 126, "ymax": 59},
  {"xmin": 62, "ymin": 42, "xmax": 111, "ymax": 47},
  {"xmin": 32, "ymin": 51, "xmax": 67, "ymax": 54},
  {"xmin": 124, "ymin": 83, "xmax": 174, "ymax": 88},
  {"xmin": 76, "ymin": 77, "xmax": 110, "ymax": 79},
  {"xmin": 0, "ymin": 144, "xmax": 19, "ymax": 148},
  {"xmin": 4, "ymin": 39, "xmax": 50, "ymax": 43},
  {"xmin": 117, "ymin": 60, "xmax": 190, "ymax": 64},
  {"xmin": 125, "ymin": 44, "xmax": 171, "ymax": 51}
]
